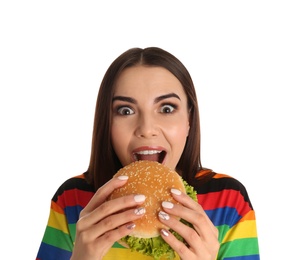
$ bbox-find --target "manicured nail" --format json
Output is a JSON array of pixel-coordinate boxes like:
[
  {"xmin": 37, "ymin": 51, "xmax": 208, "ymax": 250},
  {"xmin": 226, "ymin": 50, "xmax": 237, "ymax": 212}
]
[
  {"xmin": 160, "ymin": 229, "xmax": 169, "ymax": 237},
  {"xmin": 134, "ymin": 207, "xmax": 146, "ymax": 215},
  {"xmin": 171, "ymin": 188, "xmax": 181, "ymax": 195},
  {"xmin": 162, "ymin": 201, "xmax": 174, "ymax": 209},
  {"xmin": 158, "ymin": 211, "xmax": 170, "ymax": 220},
  {"xmin": 127, "ymin": 223, "xmax": 136, "ymax": 230},
  {"xmin": 134, "ymin": 194, "xmax": 146, "ymax": 202},
  {"xmin": 118, "ymin": 175, "xmax": 129, "ymax": 181}
]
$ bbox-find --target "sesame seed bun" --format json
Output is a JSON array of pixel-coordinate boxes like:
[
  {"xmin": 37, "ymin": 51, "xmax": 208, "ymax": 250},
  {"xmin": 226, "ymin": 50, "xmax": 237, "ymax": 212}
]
[{"xmin": 109, "ymin": 160, "xmax": 185, "ymax": 238}]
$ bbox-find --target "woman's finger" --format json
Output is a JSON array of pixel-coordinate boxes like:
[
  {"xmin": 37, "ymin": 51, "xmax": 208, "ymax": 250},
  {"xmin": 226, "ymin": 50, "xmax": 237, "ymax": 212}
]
[
  {"xmin": 158, "ymin": 210, "xmax": 219, "ymax": 260},
  {"xmin": 77, "ymin": 205, "xmax": 146, "ymax": 243},
  {"xmin": 78, "ymin": 194, "xmax": 146, "ymax": 231},
  {"xmin": 169, "ymin": 188, "xmax": 218, "ymax": 237},
  {"xmin": 80, "ymin": 175, "xmax": 129, "ymax": 217}
]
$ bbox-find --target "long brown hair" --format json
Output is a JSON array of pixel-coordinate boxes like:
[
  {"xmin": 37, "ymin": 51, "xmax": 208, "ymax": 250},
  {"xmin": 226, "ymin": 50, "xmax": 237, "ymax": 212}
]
[{"xmin": 84, "ymin": 47, "xmax": 212, "ymax": 190}]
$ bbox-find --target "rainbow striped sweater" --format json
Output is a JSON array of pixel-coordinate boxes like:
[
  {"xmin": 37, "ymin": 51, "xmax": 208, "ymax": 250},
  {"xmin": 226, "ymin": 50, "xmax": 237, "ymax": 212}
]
[{"xmin": 36, "ymin": 171, "xmax": 260, "ymax": 260}]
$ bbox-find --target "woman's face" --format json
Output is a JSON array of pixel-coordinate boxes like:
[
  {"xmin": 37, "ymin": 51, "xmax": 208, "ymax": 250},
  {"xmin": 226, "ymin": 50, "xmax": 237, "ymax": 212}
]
[{"xmin": 111, "ymin": 65, "xmax": 190, "ymax": 171}]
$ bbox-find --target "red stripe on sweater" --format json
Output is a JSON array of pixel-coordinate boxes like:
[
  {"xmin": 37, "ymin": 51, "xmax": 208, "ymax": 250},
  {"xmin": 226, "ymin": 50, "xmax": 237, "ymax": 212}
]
[
  {"xmin": 198, "ymin": 189, "xmax": 251, "ymax": 217},
  {"xmin": 56, "ymin": 189, "xmax": 94, "ymax": 209}
]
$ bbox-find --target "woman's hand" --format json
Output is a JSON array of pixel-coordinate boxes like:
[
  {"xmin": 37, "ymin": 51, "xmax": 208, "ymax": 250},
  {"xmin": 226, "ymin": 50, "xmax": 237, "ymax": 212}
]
[
  {"xmin": 71, "ymin": 176, "xmax": 146, "ymax": 260},
  {"xmin": 158, "ymin": 189, "xmax": 219, "ymax": 260}
]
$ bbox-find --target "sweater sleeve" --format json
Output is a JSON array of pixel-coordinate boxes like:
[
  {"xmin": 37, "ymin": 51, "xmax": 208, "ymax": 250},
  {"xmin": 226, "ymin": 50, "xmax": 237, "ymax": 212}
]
[
  {"xmin": 197, "ymin": 174, "xmax": 260, "ymax": 260},
  {"xmin": 36, "ymin": 175, "xmax": 94, "ymax": 260},
  {"xmin": 36, "ymin": 200, "xmax": 74, "ymax": 260}
]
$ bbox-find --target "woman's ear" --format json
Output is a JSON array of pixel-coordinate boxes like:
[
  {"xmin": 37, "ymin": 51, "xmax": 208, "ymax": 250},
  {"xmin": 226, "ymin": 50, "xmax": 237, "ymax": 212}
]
[
  {"xmin": 187, "ymin": 121, "xmax": 190, "ymax": 137},
  {"xmin": 186, "ymin": 107, "xmax": 192, "ymax": 137}
]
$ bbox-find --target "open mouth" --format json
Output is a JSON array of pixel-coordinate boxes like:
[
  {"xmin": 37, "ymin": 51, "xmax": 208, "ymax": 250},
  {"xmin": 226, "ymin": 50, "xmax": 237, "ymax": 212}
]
[{"xmin": 133, "ymin": 150, "xmax": 166, "ymax": 164}]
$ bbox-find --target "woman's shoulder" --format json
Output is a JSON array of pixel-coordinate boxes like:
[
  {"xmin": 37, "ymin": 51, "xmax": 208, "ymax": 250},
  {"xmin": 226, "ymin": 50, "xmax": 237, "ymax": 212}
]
[
  {"xmin": 52, "ymin": 173, "xmax": 95, "ymax": 203},
  {"xmin": 196, "ymin": 169, "xmax": 248, "ymax": 194},
  {"xmin": 196, "ymin": 169, "xmax": 254, "ymax": 210}
]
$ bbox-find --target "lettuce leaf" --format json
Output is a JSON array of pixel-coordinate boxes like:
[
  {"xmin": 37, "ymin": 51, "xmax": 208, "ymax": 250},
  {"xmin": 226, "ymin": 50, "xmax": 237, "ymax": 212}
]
[
  {"xmin": 120, "ymin": 179, "xmax": 197, "ymax": 260},
  {"xmin": 121, "ymin": 235, "xmax": 175, "ymax": 260}
]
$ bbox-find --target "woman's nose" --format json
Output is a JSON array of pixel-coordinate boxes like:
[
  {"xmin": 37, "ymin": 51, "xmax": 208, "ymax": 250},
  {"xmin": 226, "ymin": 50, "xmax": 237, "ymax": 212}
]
[{"xmin": 135, "ymin": 115, "xmax": 159, "ymax": 138}]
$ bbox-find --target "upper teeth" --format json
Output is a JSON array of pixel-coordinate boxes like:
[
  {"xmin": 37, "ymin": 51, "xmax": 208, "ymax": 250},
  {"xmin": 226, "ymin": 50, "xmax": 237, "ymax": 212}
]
[{"xmin": 136, "ymin": 150, "xmax": 162, "ymax": 155}]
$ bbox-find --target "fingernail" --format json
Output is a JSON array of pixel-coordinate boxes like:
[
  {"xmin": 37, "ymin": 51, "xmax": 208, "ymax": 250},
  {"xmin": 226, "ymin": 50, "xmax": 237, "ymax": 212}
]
[
  {"xmin": 171, "ymin": 188, "xmax": 181, "ymax": 195},
  {"xmin": 127, "ymin": 223, "xmax": 136, "ymax": 230},
  {"xmin": 134, "ymin": 194, "xmax": 146, "ymax": 202},
  {"xmin": 158, "ymin": 211, "xmax": 170, "ymax": 220},
  {"xmin": 134, "ymin": 207, "xmax": 146, "ymax": 215},
  {"xmin": 160, "ymin": 229, "xmax": 169, "ymax": 237},
  {"xmin": 118, "ymin": 175, "xmax": 129, "ymax": 181},
  {"xmin": 162, "ymin": 201, "xmax": 174, "ymax": 209}
]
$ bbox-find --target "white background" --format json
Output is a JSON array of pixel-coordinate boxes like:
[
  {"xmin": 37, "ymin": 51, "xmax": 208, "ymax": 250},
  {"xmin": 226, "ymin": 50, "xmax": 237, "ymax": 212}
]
[{"xmin": 1, "ymin": 1, "xmax": 291, "ymax": 259}]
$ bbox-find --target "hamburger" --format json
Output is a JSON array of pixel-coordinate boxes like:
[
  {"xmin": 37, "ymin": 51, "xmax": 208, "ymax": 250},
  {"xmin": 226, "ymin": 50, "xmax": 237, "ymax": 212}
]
[{"xmin": 109, "ymin": 160, "xmax": 197, "ymax": 260}]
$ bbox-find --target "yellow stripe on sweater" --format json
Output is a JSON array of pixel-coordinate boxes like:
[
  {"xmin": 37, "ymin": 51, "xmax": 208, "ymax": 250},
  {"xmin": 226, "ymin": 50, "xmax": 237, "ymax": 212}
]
[
  {"xmin": 48, "ymin": 208, "xmax": 70, "ymax": 235},
  {"xmin": 222, "ymin": 219, "xmax": 258, "ymax": 243}
]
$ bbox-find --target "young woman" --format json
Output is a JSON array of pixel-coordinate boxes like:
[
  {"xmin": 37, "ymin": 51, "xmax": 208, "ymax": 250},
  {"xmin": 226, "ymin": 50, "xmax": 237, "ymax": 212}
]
[{"xmin": 36, "ymin": 47, "xmax": 260, "ymax": 260}]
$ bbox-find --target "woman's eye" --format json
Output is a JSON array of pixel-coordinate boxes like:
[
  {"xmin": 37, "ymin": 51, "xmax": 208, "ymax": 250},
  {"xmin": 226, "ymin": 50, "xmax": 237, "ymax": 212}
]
[
  {"xmin": 117, "ymin": 106, "xmax": 134, "ymax": 115},
  {"xmin": 160, "ymin": 104, "xmax": 175, "ymax": 114}
]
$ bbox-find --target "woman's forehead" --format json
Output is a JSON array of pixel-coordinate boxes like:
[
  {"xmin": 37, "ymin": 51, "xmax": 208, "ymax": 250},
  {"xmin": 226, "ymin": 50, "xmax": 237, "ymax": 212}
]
[{"xmin": 113, "ymin": 65, "xmax": 185, "ymax": 96}]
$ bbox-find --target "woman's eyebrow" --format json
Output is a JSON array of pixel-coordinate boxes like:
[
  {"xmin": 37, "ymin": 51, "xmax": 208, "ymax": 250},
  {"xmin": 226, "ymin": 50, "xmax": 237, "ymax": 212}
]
[
  {"xmin": 112, "ymin": 93, "xmax": 180, "ymax": 104},
  {"xmin": 154, "ymin": 93, "xmax": 181, "ymax": 103},
  {"xmin": 112, "ymin": 96, "xmax": 137, "ymax": 104}
]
